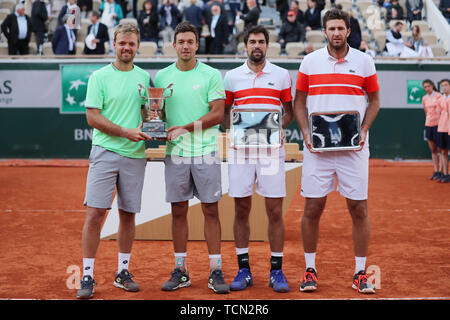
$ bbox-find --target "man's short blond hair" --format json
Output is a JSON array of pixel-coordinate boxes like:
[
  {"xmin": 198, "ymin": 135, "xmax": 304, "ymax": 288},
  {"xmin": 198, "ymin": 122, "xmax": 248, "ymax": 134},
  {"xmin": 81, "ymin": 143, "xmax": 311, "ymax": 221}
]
[{"xmin": 114, "ymin": 22, "xmax": 140, "ymax": 43}]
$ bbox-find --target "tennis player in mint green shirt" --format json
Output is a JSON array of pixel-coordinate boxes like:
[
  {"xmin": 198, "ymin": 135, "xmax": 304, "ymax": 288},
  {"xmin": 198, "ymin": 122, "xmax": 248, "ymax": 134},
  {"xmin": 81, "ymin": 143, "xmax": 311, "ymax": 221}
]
[
  {"xmin": 78, "ymin": 23, "xmax": 150, "ymax": 299},
  {"xmin": 155, "ymin": 22, "xmax": 229, "ymax": 294}
]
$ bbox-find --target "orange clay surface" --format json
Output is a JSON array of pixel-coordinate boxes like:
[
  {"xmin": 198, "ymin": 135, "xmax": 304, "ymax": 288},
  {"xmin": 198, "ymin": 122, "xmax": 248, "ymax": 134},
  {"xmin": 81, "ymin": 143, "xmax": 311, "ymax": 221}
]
[{"xmin": 0, "ymin": 159, "xmax": 449, "ymax": 300}]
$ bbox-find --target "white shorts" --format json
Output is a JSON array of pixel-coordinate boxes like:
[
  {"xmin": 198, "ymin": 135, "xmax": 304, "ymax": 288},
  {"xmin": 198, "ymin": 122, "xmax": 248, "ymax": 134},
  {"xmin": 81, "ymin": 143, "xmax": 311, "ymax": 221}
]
[
  {"xmin": 228, "ymin": 148, "xmax": 286, "ymax": 198},
  {"xmin": 301, "ymin": 146, "xmax": 370, "ymax": 200}
]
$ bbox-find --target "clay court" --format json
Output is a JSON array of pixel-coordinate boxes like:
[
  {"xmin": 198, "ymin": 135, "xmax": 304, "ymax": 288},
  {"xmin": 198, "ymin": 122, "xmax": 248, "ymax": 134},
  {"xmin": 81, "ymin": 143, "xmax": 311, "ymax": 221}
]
[{"xmin": 0, "ymin": 159, "xmax": 449, "ymax": 300}]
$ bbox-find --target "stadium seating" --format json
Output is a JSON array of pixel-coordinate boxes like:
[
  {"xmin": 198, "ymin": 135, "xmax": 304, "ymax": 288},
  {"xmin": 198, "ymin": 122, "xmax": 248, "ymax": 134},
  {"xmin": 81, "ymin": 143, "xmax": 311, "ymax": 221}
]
[
  {"xmin": 411, "ymin": 20, "xmax": 430, "ymax": 32},
  {"xmin": 0, "ymin": 42, "xmax": 8, "ymax": 55},
  {"xmin": 430, "ymin": 44, "xmax": 447, "ymax": 57},
  {"xmin": 305, "ymin": 30, "xmax": 324, "ymax": 43},
  {"xmin": 0, "ymin": 0, "xmax": 16, "ymax": 13},
  {"xmin": 139, "ymin": 41, "xmax": 158, "ymax": 55},
  {"xmin": 43, "ymin": 42, "xmax": 54, "ymax": 56},
  {"xmin": 0, "ymin": 8, "xmax": 10, "ymax": 21},
  {"xmin": 162, "ymin": 42, "xmax": 176, "ymax": 56},
  {"xmin": 285, "ymin": 42, "xmax": 305, "ymax": 57},
  {"xmin": 266, "ymin": 42, "xmax": 281, "ymax": 57}
]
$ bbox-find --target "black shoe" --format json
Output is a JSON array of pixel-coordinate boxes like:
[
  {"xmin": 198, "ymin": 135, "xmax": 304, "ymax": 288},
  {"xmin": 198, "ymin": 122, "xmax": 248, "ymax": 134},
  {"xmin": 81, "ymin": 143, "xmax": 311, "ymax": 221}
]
[
  {"xmin": 430, "ymin": 172, "xmax": 440, "ymax": 180},
  {"xmin": 77, "ymin": 275, "xmax": 96, "ymax": 299}
]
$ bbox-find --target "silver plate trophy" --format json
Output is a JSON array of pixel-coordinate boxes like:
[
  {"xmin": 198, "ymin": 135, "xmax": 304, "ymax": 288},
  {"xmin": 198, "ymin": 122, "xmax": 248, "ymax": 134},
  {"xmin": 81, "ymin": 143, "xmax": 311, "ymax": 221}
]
[
  {"xmin": 230, "ymin": 108, "xmax": 282, "ymax": 148},
  {"xmin": 138, "ymin": 83, "xmax": 173, "ymax": 139},
  {"xmin": 309, "ymin": 111, "xmax": 361, "ymax": 151}
]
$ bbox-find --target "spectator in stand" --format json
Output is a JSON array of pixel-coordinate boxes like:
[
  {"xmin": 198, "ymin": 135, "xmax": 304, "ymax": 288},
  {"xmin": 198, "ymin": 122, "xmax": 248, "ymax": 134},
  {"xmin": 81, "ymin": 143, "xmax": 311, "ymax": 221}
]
[
  {"xmin": 227, "ymin": 0, "xmax": 241, "ymax": 32},
  {"xmin": 347, "ymin": 9, "xmax": 361, "ymax": 49},
  {"xmin": 439, "ymin": 0, "xmax": 450, "ymax": 24},
  {"xmin": 316, "ymin": 0, "xmax": 326, "ymax": 11},
  {"xmin": 385, "ymin": 20, "xmax": 408, "ymax": 56},
  {"xmin": 237, "ymin": 0, "xmax": 260, "ymax": 30},
  {"xmin": 301, "ymin": 42, "xmax": 314, "ymax": 55},
  {"xmin": 159, "ymin": 0, "xmax": 181, "ymax": 43},
  {"xmin": 78, "ymin": 0, "xmax": 93, "ymax": 19},
  {"xmin": 137, "ymin": 0, "xmax": 159, "ymax": 44},
  {"xmin": 58, "ymin": 0, "xmax": 81, "ymax": 39},
  {"xmin": 436, "ymin": 79, "xmax": 450, "ymax": 183},
  {"xmin": 276, "ymin": 0, "xmax": 290, "ymax": 23},
  {"xmin": 406, "ymin": 0, "xmax": 423, "ymax": 23},
  {"xmin": 31, "ymin": 0, "xmax": 48, "ymax": 55},
  {"xmin": 115, "ymin": 0, "xmax": 129, "ymax": 18},
  {"xmin": 278, "ymin": 10, "xmax": 304, "ymax": 49},
  {"xmin": 231, "ymin": 0, "xmax": 259, "ymax": 52},
  {"xmin": 359, "ymin": 40, "xmax": 376, "ymax": 57},
  {"xmin": 132, "ymin": 0, "xmax": 158, "ymax": 18},
  {"xmin": 83, "ymin": 11, "xmax": 109, "ymax": 54},
  {"xmin": 304, "ymin": 0, "xmax": 322, "ymax": 31},
  {"xmin": 405, "ymin": 25, "xmax": 433, "ymax": 57},
  {"xmin": 203, "ymin": 0, "xmax": 225, "ymax": 54},
  {"xmin": 380, "ymin": 0, "xmax": 392, "ymax": 8},
  {"xmin": 422, "ymin": 79, "xmax": 443, "ymax": 181},
  {"xmin": 290, "ymin": 1, "xmax": 304, "ymax": 26},
  {"xmin": 52, "ymin": 15, "xmax": 77, "ymax": 55},
  {"xmin": 386, "ymin": 0, "xmax": 404, "ymax": 22},
  {"xmin": 58, "ymin": 0, "xmax": 79, "ymax": 26},
  {"xmin": 1, "ymin": 3, "xmax": 32, "ymax": 55},
  {"xmin": 100, "ymin": 0, "xmax": 124, "ymax": 52},
  {"xmin": 184, "ymin": 0, "xmax": 203, "ymax": 39},
  {"xmin": 208, "ymin": 4, "xmax": 229, "ymax": 54}
]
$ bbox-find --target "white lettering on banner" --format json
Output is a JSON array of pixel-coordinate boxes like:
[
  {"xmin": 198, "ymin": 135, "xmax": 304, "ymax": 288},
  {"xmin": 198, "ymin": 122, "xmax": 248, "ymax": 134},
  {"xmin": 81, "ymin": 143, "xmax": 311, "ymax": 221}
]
[
  {"xmin": 74, "ymin": 129, "xmax": 93, "ymax": 141},
  {"xmin": 0, "ymin": 71, "xmax": 60, "ymax": 108},
  {"xmin": 284, "ymin": 128, "xmax": 302, "ymax": 142}
]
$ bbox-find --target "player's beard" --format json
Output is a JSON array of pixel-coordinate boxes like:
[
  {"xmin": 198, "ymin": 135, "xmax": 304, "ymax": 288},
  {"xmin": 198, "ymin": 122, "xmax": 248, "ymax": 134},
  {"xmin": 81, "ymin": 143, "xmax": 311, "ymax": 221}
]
[
  {"xmin": 118, "ymin": 49, "xmax": 136, "ymax": 64},
  {"xmin": 328, "ymin": 36, "xmax": 348, "ymax": 52},
  {"xmin": 249, "ymin": 49, "xmax": 266, "ymax": 64}
]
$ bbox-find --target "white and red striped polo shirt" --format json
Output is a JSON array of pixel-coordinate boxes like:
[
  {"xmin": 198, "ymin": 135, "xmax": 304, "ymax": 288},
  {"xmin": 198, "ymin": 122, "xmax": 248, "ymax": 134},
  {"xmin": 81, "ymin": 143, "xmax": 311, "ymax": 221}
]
[
  {"xmin": 296, "ymin": 46, "xmax": 379, "ymax": 123},
  {"xmin": 224, "ymin": 60, "xmax": 292, "ymax": 110}
]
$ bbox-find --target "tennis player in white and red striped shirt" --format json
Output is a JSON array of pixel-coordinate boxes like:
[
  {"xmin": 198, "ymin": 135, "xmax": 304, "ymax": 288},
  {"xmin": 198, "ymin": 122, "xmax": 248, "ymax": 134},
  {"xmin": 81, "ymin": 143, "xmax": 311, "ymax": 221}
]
[
  {"xmin": 294, "ymin": 8, "xmax": 380, "ymax": 294},
  {"xmin": 223, "ymin": 25, "xmax": 294, "ymax": 293}
]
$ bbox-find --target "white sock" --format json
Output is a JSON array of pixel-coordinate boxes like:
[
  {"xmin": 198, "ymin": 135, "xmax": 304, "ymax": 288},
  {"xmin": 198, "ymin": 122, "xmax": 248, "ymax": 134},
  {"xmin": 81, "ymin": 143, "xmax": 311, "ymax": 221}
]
[
  {"xmin": 209, "ymin": 254, "xmax": 222, "ymax": 271},
  {"xmin": 236, "ymin": 247, "xmax": 249, "ymax": 255},
  {"xmin": 83, "ymin": 258, "xmax": 95, "ymax": 277},
  {"xmin": 118, "ymin": 252, "xmax": 130, "ymax": 273},
  {"xmin": 271, "ymin": 251, "xmax": 284, "ymax": 257},
  {"xmin": 304, "ymin": 252, "xmax": 316, "ymax": 271},
  {"xmin": 174, "ymin": 252, "xmax": 187, "ymax": 271},
  {"xmin": 355, "ymin": 256, "xmax": 366, "ymax": 274}
]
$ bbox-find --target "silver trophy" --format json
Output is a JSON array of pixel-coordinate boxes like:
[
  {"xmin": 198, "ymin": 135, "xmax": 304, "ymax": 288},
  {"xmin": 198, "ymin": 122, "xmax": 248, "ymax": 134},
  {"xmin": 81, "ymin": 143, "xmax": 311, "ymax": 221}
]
[
  {"xmin": 309, "ymin": 111, "xmax": 361, "ymax": 151},
  {"xmin": 230, "ymin": 108, "xmax": 282, "ymax": 148},
  {"xmin": 138, "ymin": 83, "xmax": 173, "ymax": 139}
]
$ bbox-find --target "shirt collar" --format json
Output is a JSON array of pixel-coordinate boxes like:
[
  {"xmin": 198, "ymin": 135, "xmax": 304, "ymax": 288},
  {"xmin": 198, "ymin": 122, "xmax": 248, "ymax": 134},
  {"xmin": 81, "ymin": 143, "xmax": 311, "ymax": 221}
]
[
  {"xmin": 326, "ymin": 44, "xmax": 352, "ymax": 63},
  {"xmin": 243, "ymin": 59, "xmax": 272, "ymax": 74}
]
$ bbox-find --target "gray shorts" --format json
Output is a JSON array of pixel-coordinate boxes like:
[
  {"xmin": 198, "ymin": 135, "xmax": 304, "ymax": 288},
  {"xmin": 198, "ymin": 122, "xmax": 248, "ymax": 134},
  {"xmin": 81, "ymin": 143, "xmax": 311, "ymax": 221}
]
[
  {"xmin": 84, "ymin": 145, "xmax": 147, "ymax": 213},
  {"xmin": 164, "ymin": 152, "xmax": 222, "ymax": 203}
]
